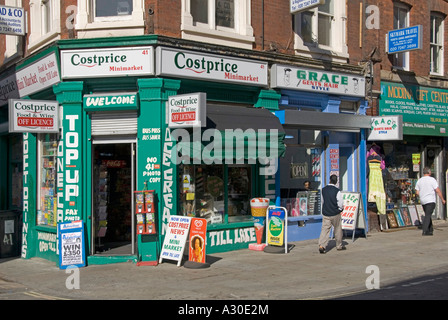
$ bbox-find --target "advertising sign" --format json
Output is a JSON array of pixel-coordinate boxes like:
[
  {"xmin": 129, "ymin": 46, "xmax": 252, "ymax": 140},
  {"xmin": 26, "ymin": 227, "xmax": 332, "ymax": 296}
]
[
  {"xmin": 0, "ymin": 72, "xmax": 19, "ymax": 106},
  {"xmin": 368, "ymin": 116, "xmax": 403, "ymax": 141},
  {"xmin": 386, "ymin": 25, "xmax": 422, "ymax": 54},
  {"xmin": 168, "ymin": 92, "xmax": 206, "ymax": 128},
  {"xmin": 380, "ymin": 81, "xmax": 448, "ymax": 136},
  {"xmin": 84, "ymin": 92, "xmax": 139, "ymax": 111},
  {"xmin": 9, "ymin": 99, "xmax": 59, "ymax": 133},
  {"xmin": 271, "ymin": 64, "xmax": 365, "ymax": 97},
  {"xmin": 156, "ymin": 47, "xmax": 268, "ymax": 87},
  {"xmin": 267, "ymin": 207, "xmax": 286, "ymax": 246},
  {"xmin": 0, "ymin": 5, "xmax": 25, "ymax": 36},
  {"xmin": 58, "ymin": 221, "xmax": 86, "ymax": 269},
  {"xmin": 341, "ymin": 192, "xmax": 366, "ymax": 240},
  {"xmin": 290, "ymin": 0, "xmax": 325, "ymax": 14},
  {"xmin": 159, "ymin": 215, "xmax": 192, "ymax": 266},
  {"xmin": 61, "ymin": 46, "xmax": 154, "ymax": 79},
  {"xmin": 15, "ymin": 52, "xmax": 61, "ymax": 98},
  {"xmin": 189, "ymin": 218, "xmax": 207, "ymax": 264}
]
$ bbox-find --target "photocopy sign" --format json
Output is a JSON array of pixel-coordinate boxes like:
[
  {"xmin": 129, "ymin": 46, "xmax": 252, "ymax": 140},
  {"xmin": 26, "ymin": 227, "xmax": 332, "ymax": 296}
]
[
  {"xmin": 290, "ymin": 0, "xmax": 325, "ymax": 14},
  {"xmin": 9, "ymin": 99, "xmax": 59, "ymax": 133},
  {"xmin": 0, "ymin": 5, "xmax": 25, "ymax": 36},
  {"xmin": 386, "ymin": 25, "xmax": 422, "ymax": 54}
]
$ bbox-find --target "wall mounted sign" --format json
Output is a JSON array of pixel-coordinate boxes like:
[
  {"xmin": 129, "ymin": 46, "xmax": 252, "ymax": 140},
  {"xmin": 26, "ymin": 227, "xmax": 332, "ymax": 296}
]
[
  {"xmin": 156, "ymin": 47, "xmax": 268, "ymax": 86},
  {"xmin": 84, "ymin": 92, "xmax": 139, "ymax": 111},
  {"xmin": 9, "ymin": 99, "xmax": 59, "ymax": 133},
  {"xmin": 15, "ymin": 52, "xmax": 61, "ymax": 98},
  {"xmin": 61, "ymin": 46, "xmax": 154, "ymax": 79},
  {"xmin": 386, "ymin": 25, "xmax": 422, "ymax": 54},
  {"xmin": 271, "ymin": 64, "xmax": 366, "ymax": 97},
  {"xmin": 168, "ymin": 92, "xmax": 206, "ymax": 128},
  {"xmin": 0, "ymin": 72, "xmax": 19, "ymax": 105},
  {"xmin": 290, "ymin": 0, "xmax": 325, "ymax": 14},
  {"xmin": 368, "ymin": 116, "xmax": 403, "ymax": 141},
  {"xmin": 0, "ymin": 5, "xmax": 25, "ymax": 36}
]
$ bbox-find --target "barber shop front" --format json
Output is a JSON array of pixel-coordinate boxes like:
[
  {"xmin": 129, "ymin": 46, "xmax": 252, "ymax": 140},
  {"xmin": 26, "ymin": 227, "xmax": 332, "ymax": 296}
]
[{"xmin": 16, "ymin": 37, "xmax": 285, "ymax": 266}]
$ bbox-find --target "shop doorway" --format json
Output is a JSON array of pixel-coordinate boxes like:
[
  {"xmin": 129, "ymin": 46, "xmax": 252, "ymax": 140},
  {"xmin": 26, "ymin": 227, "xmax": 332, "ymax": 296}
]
[
  {"xmin": 423, "ymin": 145, "xmax": 444, "ymax": 219},
  {"xmin": 340, "ymin": 146, "xmax": 355, "ymax": 192},
  {"xmin": 91, "ymin": 141, "xmax": 136, "ymax": 255}
]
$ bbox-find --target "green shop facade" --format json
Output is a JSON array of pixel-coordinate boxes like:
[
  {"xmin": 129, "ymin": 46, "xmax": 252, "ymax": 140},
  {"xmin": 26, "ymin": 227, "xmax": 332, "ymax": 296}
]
[{"xmin": 15, "ymin": 36, "xmax": 286, "ymax": 266}]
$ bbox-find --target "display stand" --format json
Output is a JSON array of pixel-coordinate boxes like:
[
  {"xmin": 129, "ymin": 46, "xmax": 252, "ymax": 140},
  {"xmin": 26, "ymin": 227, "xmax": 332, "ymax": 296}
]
[
  {"xmin": 134, "ymin": 190, "xmax": 156, "ymax": 235},
  {"xmin": 264, "ymin": 206, "xmax": 289, "ymax": 254}
]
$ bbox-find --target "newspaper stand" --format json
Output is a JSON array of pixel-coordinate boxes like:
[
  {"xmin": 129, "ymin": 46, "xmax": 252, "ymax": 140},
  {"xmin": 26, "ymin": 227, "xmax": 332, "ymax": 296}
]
[
  {"xmin": 264, "ymin": 206, "xmax": 289, "ymax": 254},
  {"xmin": 134, "ymin": 190, "xmax": 156, "ymax": 235}
]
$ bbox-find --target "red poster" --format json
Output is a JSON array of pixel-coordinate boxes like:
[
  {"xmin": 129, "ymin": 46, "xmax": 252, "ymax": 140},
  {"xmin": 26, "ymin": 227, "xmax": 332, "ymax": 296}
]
[{"xmin": 189, "ymin": 218, "xmax": 207, "ymax": 264}]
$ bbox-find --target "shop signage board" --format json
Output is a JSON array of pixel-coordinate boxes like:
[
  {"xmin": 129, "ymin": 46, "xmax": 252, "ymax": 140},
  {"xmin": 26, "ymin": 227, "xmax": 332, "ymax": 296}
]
[
  {"xmin": 368, "ymin": 116, "xmax": 403, "ymax": 141},
  {"xmin": 188, "ymin": 218, "xmax": 207, "ymax": 264},
  {"xmin": 386, "ymin": 25, "xmax": 422, "ymax": 54},
  {"xmin": 168, "ymin": 92, "xmax": 206, "ymax": 128},
  {"xmin": 0, "ymin": 72, "xmax": 19, "ymax": 106},
  {"xmin": 156, "ymin": 47, "xmax": 268, "ymax": 87},
  {"xmin": 16, "ymin": 52, "xmax": 61, "ymax": 98},
  {"xmin": 0, "ymin": 5, "xmax": 25, "ymax": 36},
  {"xmin": 84, "ymin": 92, "xmax": 139, "ymax": 111},
  {"xmin": 9, "ymin": 99, "xmax": 59, "ymax": 133},
  {"xmin": 271, "ymin": 64, "xmax": 366, "ymax": 97},
  {"xmin": 58, "ymin": 220, "xmax": 86, "ymax": 269},
  {"xmin": 341, "ymin": 192, "xmax": 366, "ymax": 241},
  {"xmin": 290, "ymin": 0, "xmax": 325, "ymax": 14},
  {"xmin": 380, "ymin": 82, "xmax": 448, "ymax": 136},
  {"xmin": 61, "ymin": 46, "xmax": 154, "ymax": 79},
  {"xmin": 159, "ymin": 215, "xmax": 192, "ymax": 266},
  {"xmin": 266, "ymin": 206, "xmax": 288, "ymax": 253}
]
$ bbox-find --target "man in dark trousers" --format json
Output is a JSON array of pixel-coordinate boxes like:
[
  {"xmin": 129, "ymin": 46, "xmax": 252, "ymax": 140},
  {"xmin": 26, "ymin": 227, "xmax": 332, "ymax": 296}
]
[{"xmin": 318, "ymin": 174, "xmax": 345, "ymax": 254}]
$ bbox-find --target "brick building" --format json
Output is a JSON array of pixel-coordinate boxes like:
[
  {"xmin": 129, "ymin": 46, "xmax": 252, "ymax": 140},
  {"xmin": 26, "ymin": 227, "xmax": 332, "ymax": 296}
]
[{"xmin": 0, "ymin": 1, "xmax": 443, "ymax": 265}]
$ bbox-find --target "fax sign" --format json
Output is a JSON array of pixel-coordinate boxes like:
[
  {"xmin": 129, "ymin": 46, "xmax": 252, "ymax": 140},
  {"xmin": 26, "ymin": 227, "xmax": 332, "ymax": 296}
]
[{"xmin": 386, "ymin": 25, "xmax": 422, "ymax": 54}]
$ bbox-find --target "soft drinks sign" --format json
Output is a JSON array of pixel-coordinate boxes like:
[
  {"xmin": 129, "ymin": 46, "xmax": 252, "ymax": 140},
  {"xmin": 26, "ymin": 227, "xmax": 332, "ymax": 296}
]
[
  {"xmin": 9, "ymin": 99, "xmax": 59, "ymax": 133},
  {"xmin": 168, "ymin": 92, "xmax": 206, "ymax": 128}
]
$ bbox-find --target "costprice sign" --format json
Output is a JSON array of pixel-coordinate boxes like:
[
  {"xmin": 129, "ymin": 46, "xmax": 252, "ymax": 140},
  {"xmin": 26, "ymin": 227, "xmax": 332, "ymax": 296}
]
[
  {"xmin": 9, "ymin": 99, "xmax": 59, "ymax": 133},
  {"xmin": 0, "ymin": 5, "xmax": 25, "ymax": 36},
  {"xmin": 168, "ymin": 93, "xmax": 206, "ymax": 128}
]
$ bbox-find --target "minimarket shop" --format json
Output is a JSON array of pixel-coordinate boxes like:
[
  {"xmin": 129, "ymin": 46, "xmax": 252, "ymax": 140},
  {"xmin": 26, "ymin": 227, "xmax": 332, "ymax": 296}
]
[
  {"xmin": 270, "ymin": 64, "xmax": 371, "ymax": 241},
  {"xmin": 12, "ymin": 36, "xmax": 289, "ymax": 266},
  {"xmin": 367, "ymin": 80, "xmax": 448, "ymax": 229}
]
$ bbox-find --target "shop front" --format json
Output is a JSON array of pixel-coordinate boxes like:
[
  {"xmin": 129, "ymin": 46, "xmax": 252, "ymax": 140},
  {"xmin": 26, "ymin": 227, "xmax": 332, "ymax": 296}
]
[
  {"xmin": 271, "ymin": 64, "xmax": 370, "ymax": 241},
  {"xmin": 16, "ymin": 37, "xmax": 286, "ymax": 266},
  {"xmin": 369, "ymin": 81, "xmax": 448, "ymax": 229}
]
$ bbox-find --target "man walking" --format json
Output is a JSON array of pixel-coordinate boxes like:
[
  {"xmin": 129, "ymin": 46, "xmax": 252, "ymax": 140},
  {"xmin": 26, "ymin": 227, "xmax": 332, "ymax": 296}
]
[
  {"xmin": 415, "ymin": 167, "xmax": 446, "ymax": 236},
  {"xmin": 318, "ymin": 174, "xmax": 345, "ymax": 253}
]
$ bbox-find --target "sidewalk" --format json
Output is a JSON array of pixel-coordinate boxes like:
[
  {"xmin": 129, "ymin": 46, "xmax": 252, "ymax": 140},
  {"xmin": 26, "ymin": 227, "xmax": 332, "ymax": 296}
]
[{"xmin": 1, "ymin": 220, "xmax": 448, "ymax": 300}]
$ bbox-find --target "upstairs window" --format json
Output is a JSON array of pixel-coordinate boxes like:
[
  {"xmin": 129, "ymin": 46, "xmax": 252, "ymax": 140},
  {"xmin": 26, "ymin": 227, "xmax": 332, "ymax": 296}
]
[
  {"xmin": 430, "ymin": 13, "xmax": 444, "ymax": 75},
  {"xmin": 392, "ymin": 4, "xmax": 409, "ymax": 70},
  {"xmin": 94, "ymin": 0, "xmax": 133, "ymax": 21}
]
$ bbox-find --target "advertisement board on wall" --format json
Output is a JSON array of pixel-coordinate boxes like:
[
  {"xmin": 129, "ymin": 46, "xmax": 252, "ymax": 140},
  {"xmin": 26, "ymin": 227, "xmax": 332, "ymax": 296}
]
[
  {"xmin": 168, "ymin": 92, "xmax": 206, "ymax": 128},
  {"xmin": 290, "ymin": 0, "xmax": 325, "ymax": 14},
  {"xmin": 386, "ymin": 25, "xmax": 422, "ymax": 54},
  {"xmin": 0, "ymin": 5, "xmax": 25, "ymax": 36},
  {"xmin": 9, "ymin": 99, "xmax": 59, "ymax": 133}
]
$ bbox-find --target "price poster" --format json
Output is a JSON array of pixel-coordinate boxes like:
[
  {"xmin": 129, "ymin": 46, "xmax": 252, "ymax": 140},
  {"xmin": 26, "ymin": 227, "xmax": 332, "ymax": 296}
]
[
  {"xmin": 159, "ymin": 216, "xmax": 191, "ymax": 266},
  {"xmin": 58, "ymin": 221, "xmax": 86, "ymax": 269}
]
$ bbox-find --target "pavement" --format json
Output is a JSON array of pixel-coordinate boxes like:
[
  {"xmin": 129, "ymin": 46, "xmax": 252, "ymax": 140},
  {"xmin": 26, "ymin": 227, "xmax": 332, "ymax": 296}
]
[{"xmin": 1, "ymin": 220, "xmax": 448, "ymax": 302}]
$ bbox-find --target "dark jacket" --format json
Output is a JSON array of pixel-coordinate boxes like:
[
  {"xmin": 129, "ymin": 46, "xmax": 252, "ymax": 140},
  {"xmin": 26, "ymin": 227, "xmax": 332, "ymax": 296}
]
[{"xmin": 322, "ymin": 184, "xmax": 343, "ymax": 216}]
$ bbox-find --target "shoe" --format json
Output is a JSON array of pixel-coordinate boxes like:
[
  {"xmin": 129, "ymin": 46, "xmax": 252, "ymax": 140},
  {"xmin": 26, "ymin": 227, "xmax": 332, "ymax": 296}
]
[
  {"xmin": 337, "ymin": 246, "xmax": 347, "ymax": 251},
  {"xmin": 422, "ymin": 232, "xmax": 433, "ymax": 236},
  {"xmin": 318, "ymin": 246, "xmax": 326, "ymax": 254}
]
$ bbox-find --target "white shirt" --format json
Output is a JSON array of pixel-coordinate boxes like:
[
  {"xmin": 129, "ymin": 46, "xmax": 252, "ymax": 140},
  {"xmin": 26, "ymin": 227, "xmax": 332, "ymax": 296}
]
[{"xmin": 415, "ymin": 176, "xmax": 439, "ymax": 205}]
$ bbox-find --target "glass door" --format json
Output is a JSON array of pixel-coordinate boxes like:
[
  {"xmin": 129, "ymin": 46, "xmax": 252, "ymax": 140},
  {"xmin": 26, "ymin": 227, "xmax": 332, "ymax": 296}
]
[{"xmin": 91, "ymin": 141, "xmax": 136, "ymax": 255}]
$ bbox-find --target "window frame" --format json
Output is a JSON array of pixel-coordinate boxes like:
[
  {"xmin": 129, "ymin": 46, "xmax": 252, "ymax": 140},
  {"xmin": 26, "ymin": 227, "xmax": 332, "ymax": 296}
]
[
  {"xmin": 430, "ymin": 13, "xmax": 444, "ymax": 76},
  {"xmin": 28, "ymin": 0, "xmax": 61, "ymax": 52},
  {"xmin": 392, "ymin": 4, "xmax": 410, "ymax": 71}
]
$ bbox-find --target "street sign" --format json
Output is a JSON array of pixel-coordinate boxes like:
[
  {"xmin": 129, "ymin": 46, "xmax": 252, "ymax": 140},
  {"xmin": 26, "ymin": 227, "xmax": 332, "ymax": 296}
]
[{"xmin": 386, "ymin": 25, "xmax": 422, "ymax": 54}]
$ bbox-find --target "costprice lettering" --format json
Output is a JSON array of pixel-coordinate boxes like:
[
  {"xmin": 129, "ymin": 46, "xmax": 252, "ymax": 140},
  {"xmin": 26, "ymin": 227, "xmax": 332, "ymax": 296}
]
[
  {"xmin": 174, "ymin": 52, "xmax": 238, "ymax": 74},
  {"xmin": 71, "ymin": 53, "xmax": 127, "ymax": 67}
]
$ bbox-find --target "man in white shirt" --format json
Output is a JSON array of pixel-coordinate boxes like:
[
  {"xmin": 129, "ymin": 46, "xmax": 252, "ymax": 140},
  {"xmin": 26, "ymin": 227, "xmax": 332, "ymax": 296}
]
[{"xmin": 415, "ymin": 167, "xmax": 446, "ymax": 236}]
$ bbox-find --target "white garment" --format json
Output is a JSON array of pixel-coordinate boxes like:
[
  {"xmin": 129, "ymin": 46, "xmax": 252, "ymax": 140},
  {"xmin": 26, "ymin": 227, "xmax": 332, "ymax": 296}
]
[{"xmin": 415, "ymin": 176, "xmax": 439, "ymax": 205}]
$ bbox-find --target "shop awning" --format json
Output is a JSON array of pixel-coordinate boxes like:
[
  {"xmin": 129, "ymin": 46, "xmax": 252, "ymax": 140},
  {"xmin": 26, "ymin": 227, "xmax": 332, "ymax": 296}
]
[
  {"xmin": 175, "ymin": 105, "xmax": 286, "ymax": 162},
  {"xmin": 275, "ymin": 109, "xmax": 372, "ymax": 132}
]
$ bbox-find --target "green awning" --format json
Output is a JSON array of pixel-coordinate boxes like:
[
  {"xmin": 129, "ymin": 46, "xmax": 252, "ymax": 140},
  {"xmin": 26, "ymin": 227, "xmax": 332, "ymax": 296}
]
[{"xmin": 174, "ymin": 105, "xmax": 285, "ymax": 163}]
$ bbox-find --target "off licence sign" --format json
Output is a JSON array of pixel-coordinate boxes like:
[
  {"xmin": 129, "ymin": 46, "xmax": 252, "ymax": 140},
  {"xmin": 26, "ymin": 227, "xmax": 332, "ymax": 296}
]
[{"xmin": 9, "ymin": 99, "xmax": 59, "ymax": 133}]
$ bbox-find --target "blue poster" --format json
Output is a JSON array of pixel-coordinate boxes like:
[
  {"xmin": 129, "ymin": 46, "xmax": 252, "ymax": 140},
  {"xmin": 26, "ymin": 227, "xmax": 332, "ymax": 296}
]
[
  {"xmin": 387, "ymin": 25, "xmax": 422, "ymax": 54},
  {"xmin": 58, "ymin": 221, "xmax": 86, "ymax": 269}
]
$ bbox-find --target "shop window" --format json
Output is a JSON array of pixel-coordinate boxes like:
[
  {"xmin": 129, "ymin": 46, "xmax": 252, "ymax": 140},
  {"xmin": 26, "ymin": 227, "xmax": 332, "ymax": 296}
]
[
  {"xmin": 391, "ymin": 4, "xmax": 409, "ymax": 71},
  {"xmin": 179, "ymin": 164, "xmax": 253, "ymax": 225},
  {"xmin": 37, "ymin": 133, "xmax": 58, "ymax": 227},
  {"xmin": 181, "ymin": 0, "xmax": 255, "ymax": 49},
  {"xmin": 294, "ymin": 0, "xmax": 348, "ymax": 62},
  {"xmin": 430, "ymin": 13, "xmax": 444, "ymax": 75}
]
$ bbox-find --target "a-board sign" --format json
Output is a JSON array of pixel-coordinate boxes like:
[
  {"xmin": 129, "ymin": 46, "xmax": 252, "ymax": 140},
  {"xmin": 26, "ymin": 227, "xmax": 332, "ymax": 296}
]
[
  {"xmin": 188, "ymin": 218, "xmax": 207, "ymax": 264},
  {"xmin": 340, "ymin": 192, "xmax": 366, "ymax": 240},
  {"xmin": 266, "ymin": 206, "xmax": 288, "ymax": 253},
  {"xmin": 58, "ymin": 221, "xmax": 86, "ymax": 269},
  {"xmin": 159, "ymin": 215, "xmax": 191, "ymax": 266}
]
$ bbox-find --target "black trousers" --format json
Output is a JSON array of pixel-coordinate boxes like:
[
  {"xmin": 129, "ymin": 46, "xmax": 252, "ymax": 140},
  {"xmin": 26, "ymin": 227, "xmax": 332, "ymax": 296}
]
[{"xmin": 422, "ymin": 202, "xmax": 435, "ymax": 235}]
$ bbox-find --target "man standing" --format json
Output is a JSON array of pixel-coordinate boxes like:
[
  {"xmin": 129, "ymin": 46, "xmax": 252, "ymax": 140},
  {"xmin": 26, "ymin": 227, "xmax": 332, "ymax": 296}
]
[
  {"xmin": 415, "ymin": 167, "xmax": 446, "ymax": 236},
  {"xmin": 318, "ymin": 174, "xmax": 345, "ymax": 253}
]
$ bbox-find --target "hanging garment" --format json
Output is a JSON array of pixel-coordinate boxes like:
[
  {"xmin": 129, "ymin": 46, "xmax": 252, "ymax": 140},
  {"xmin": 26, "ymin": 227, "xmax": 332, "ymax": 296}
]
[{"xmin": 368, "ymin": 159, "xmax": 386, "ymax": 215}]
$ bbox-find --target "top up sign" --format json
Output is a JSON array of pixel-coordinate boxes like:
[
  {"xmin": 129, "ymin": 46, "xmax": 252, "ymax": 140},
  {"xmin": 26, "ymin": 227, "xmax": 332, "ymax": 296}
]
[{"xmin": 386, "ymin": 25, "xmax": 422, "ymax": 54}]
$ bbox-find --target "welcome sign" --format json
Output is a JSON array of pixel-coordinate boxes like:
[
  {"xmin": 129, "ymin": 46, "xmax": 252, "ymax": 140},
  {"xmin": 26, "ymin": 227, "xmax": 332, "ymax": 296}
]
[{"xmin": 61, "ymin": 46, "xmax": 154, "ymax": 79}]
